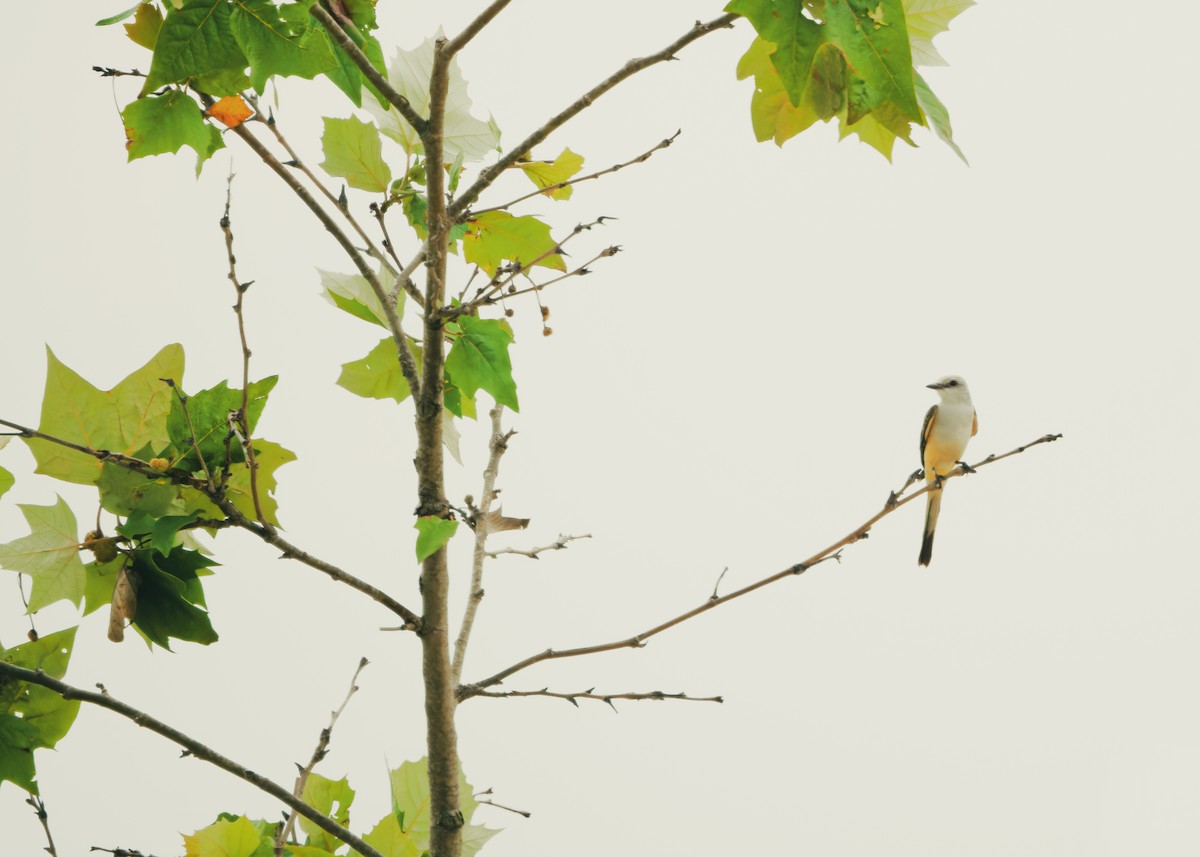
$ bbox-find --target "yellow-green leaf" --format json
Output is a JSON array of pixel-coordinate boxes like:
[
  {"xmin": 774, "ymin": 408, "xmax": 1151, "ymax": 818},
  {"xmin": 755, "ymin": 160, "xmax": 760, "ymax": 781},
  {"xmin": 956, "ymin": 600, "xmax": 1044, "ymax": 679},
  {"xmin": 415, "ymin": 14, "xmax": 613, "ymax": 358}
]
[
  {"xmin": 0, "ymin": 498, "xmax": 87, "ymax": 612},
  {"xmin": 517, "ymin": 147, "xmax": 585, "ymax": 200},
  {"xmin": 462, "ymin": 212, "xmax": 564, "ymax": 278},
  {"xmin": 902, "ymin": 0, "xmax": 974, "ymax": 67},
  {"xmin": 320, "ymin": 116, "xmax": 392, "ymax": 192},
  {"xmin": 183, "ymin": 815, "xmax": 265, "ymax": 857}
]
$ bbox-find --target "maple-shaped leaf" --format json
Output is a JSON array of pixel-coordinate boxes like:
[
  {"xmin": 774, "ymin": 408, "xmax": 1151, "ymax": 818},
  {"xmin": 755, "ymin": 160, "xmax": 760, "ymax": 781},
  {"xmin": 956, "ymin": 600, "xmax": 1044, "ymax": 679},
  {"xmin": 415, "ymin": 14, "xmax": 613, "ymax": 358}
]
[
  {"xmin": 338, "ymin": 337, "xmax": 423, "ymax": 403},
  {"xmin": 822, "ymin": 0, "xmax": 921, "ymax": 122},
  {"xmin": 183, "ymin": 815, "xmax": 264, "ymax": 857},
  {"xmin": 387, "ymin": 758, "xmax": 483, "ymax": 851},
  {"xmin": 903, "ymin": 0, "xmax": 974, "ymax": 66},
  {"xmin": 313, "ymin": 11, "xmax": 388, "ymax": 109},
  {"xmin": 363, "ymin": 33, "xmax": 501, "ymax": 163},
  {"xmin": 727, "ymin": 0, "xmax": 825, "ymax": 104},
  {"xmin": 230, "ymin": 0, "xmax": 339, "ymax": 94},
  {"xmin": 205, "ymin": 95, "xmax": 254, "ymax": 129},
  {"xmin": 124, "ymin": 92, "xmax": 225, "ymax": 175},
  {"xmin": 462, "ymin": 212, "xmax": 564, "ymax": 278},
  {"xmin": 320, "ymin": 266, "xmax": 400, "ymax": 328},
  {"xmin": 444, "ymin": 317, "xmax": 519, "ymax": 411},
  {"xmin": 142, "ymin": 0, "xmax": 251, "ymax": 97},
  {"xmin": 297, "ymin": 773, "xmax": 356, "ymax": 853},
  {"xmin": 179, "ymin": 438, "xmax": 296, "ymax": 528},
  {"xmin": 0, "ymin": 627, "xmax": 80, "ymax": 794},
  {"xmin": 364, "ymin": 814, "xmax": 420, "ymax": 857},
  {"xmin": 517, "ymin": 147, "xmax": 585, "ymax": 200},
  {"xmin": 414, "ymin": 517, "xmax": 458, "ymax": 562},
  {"xmin": 127, "ymin": 547, "xmax": 219, "ymax": 650},
  {"xmin": 736, "ymin": 36, "xmax": 823, "ymax": 145},
  {"xmin": 0, "ymin": 498, "xmax": 87, "ymax": 612},
  {"xmin": 320, "ymin": 116, "xmax": 392, "ymax": 192},
  {"xmin": 165, "ymin": 376, "xmax": 277, "ymax": 474},
  {"xmin": 124, "ymin": 2, "xmax": 162, "ymax": 49}
]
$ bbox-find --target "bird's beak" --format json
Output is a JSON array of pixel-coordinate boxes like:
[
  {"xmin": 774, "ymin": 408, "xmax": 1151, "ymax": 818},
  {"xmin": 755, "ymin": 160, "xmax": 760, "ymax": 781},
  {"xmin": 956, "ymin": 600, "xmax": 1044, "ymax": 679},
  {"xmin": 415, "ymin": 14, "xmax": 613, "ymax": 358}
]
[{"xmin": 927, "ymin": 382, "xmax": 945, "ymax": 390}]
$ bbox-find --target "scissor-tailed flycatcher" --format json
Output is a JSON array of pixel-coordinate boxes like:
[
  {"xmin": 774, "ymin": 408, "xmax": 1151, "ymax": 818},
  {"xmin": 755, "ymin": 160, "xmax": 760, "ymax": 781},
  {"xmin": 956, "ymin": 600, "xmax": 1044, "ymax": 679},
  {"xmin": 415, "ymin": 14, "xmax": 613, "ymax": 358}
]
[{"xmin": 918, "ymin": 375, "xmax": 977, "ymax": 566}]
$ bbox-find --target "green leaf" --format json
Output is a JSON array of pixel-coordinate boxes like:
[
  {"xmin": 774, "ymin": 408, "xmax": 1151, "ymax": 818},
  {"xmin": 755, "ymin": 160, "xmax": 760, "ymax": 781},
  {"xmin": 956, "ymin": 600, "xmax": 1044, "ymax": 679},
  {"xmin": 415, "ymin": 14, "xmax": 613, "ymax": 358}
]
[
  {"xmin": 143, "ymin": 0, "xmax": 251, "ymax": 96},
  {"xmin": 414, "ymin": 517, "xmax": 457, "ymax": 562},
  {"xmin": 321, "ymin": 116, "xmax": 392, "ymax": 193},
  {"xmin": 0, "ymin": 465, "xmax": 13, "ymax": 500},
  {"xmin": 129, "ymin": 547, "xmax": 219, "ymax": 650},
  {"xmin": 230, "ymin": 0, "xmax": 339, "ymax": 93},
  {"xmin": 320, "ymin": 266, "xmax": 399, "ymax": 328},
  {"xmin": 517, "ymin": 147, "xmax": 585, "ymax": 200},
  {"xmin": 84, "ymin": 558, "xmax": 124, "ymax": 616},
  {"xmin": 462, "ymin": 212, "xmax": 564, "ymax": 278},
  {"xmin": 388, "ymin": 758, "xmax": 481, "ymax": 850},
  {"xmin": 124, "ymin": 91, "xmax": 225, "ymax": 174},
  {"xmin": 183, "ymin": 815, "xmax": 265, "ymax": 857},
  {"xmin": 0, "ymin": 499, "xmax": 86, "ymax": 612},
  {"xmin": 823, "ymin": 0, "xmax": 921, "ymax": 122},
  {"xmin": 914, "ymin": 70, "xmax": 966, "ymax": 162},
  {"xmin": 363, "ymin": 35, "xmax": 501, "ymax": 162},
  {"xmin": 726, "ymin": 0, "xmax": 825, "ymax": 104},
  {"xmin": 96, "ymin": 3, "xmax": 144, "ymax": 26},
  {"xmin": 297, "ymin": 773, "xmax": 355, "ymax": 852},
  {"xmin": 903, "ymin": 0, "xmax": 974, "ymax": 67},
  {"xmin": 98, "ymin": 457, "xmax": 179, "ymax": 517},
  {"xmin": 338, "ymin": 337, "xmax": 422, "ymax": 403},
  {"xmin": 125, "ymin": 3, "xmax": 163, "ymax": 49},
  {"xmin": 150, "ymin": 511, "xmax": 204, "ymax": 556},
  {"xmin": 28, "ymin": 344, "xmax": 184, "ymax": 485},
  {"xmin": 0, "ymin": 628, "xmax": 80, "ymax": 794},
  {"xmin": 736, "ymin": 36, "xmax": 822, "ymax": 144},
  {"xmin": 363, "ymin": 814, "xmax": 420, "ymax": 857},
  {"xmin": 444, "ymin": 316, "xmax": 519, "ymax": 411},
  {"xmin": 166, "ymin": 376, "xmax": 277, "ymax": 474}
]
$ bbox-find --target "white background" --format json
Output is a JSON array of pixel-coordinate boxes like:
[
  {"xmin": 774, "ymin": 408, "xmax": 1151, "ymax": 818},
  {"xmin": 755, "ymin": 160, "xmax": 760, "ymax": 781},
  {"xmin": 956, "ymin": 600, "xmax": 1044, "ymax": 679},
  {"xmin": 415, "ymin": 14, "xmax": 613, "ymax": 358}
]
[{"xmin": 3, "ymin": 1, "xmax": 1199, "ymax": 854}]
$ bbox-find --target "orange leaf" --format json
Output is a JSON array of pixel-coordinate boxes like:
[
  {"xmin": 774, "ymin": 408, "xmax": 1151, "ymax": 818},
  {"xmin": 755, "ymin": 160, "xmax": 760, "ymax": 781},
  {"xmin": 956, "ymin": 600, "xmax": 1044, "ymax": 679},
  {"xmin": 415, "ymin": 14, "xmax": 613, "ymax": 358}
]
[{"xmin": 206, "ymin": 95, "xmax": 254, "ymax": 129}]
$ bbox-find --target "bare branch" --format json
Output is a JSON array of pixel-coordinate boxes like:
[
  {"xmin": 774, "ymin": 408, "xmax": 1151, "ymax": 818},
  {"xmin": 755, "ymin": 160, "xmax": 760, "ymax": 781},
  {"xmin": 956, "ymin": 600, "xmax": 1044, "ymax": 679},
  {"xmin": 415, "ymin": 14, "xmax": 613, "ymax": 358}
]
[
  {"xmin": 470, "ymin": 130, "xmax": 681, "ymax": 217},
  {"xmin": 0, "ymin": 663, "xmax": 384, "ymax": 857},
  {"xmin": 309, "ymin": 3, "xmax": 428, "ymax": 136},
  {"xmin": 26, "ymin": 794, "xmax": 58, "ymax": 857},
  {"xmin": 459, "ymin": 433, "xmax": 1063, "ymax": 698},
  {"xmin": 471, "ymin": 688, "xmax": 724, "ymax": 707},
  {"xmin": 449, "ymin": 14, "xmax": 738, "ymax": 218},
  {"xmin": 485, "ymin": 533, "xmax": 591, "ymax": 560},
  {"xmin": 443, "ymin": 0, "xmax": 514, "ymax": 57},
  {"xmin": 275, "ymin": 658, "xmax": 369, "ymax": 856},
  {"xmin": 475, "ymin": 793, "xmax": 532, "ymax": 819}
]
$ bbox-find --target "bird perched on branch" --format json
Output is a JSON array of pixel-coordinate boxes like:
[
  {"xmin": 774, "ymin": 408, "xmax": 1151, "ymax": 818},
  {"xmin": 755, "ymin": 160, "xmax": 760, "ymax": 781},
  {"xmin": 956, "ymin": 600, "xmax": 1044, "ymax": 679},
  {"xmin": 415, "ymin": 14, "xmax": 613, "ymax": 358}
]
[{"xmin": 919, "ymin": 375, "xmax": 977, "ymax": 566}]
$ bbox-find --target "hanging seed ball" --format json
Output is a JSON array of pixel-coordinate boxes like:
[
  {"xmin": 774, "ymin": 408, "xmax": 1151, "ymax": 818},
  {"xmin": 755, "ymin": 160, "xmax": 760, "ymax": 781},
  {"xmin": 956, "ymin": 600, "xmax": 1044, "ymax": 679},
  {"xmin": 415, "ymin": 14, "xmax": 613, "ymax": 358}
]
[
  {"xmin": 540, "ymin": 306, "xmax": 550, "ymax": 319},
  {"xmin": 504, "ymin": 308, "xmax": 514, "ymax": 317},
  {"xmin": 542, "ymin": 327, "xmax": 553, "ymax": 337}
]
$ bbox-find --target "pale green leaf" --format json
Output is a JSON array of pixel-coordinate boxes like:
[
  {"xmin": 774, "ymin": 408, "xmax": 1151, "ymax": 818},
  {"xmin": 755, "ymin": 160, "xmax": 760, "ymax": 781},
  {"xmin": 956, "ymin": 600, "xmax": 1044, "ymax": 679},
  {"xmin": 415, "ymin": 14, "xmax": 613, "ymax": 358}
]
[
  {"xmin": 96, "ymin": 3, "xmax": 143, "ymax": 26},
  {"xmin": 414, "ymin": 517, "xmax": 457, "ymax": 562},
  {"xmin": 0, "ymin": 466, "xmax": 13, "ymax": 500},
  {"xmin": 319, "ymin": 266, "xmax": 399, "ymax": 328},
  {"xmin": 462, "ymin": 823, "xmax": 501, "ymax": 857},
  {"xmin": 337, "ymin": 337, "xmax": 422, "ymax": 404},
  {"xmin": 0, "ymin": 498, "xmax": 86, "ymax": 612},
  {"xmin": 363, "ymin": 814, "xmax": 419, "ymax": 857},
  {"xmin": 321, "ymin": 116, "xmax": 392, "ymax": 192},
  {"xmin": 902, "ymin": 0, "xmax": 974, "ymax": 67},
  {"xmin": 297, "ymin": 773, "xmax": 355, "ymax": 853},
  {"xmin": 183, "ymin": 815, "xmax": 265, "ymax": 857},
  {"xmin": 914, "ymin": 70, "xmax": 967, "ymax": 163},
  {"xmin": 517, "ymin": 147, "xmax": 585, "ymax": 200}
]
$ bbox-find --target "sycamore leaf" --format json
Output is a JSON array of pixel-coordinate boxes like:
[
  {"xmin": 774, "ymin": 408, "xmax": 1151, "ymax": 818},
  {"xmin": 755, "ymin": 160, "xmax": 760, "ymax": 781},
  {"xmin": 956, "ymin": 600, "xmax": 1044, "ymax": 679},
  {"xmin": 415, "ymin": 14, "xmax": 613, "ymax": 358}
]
[
  {"xmin": 726, "ymin": 0, "xmax": 825, "ymax": 104},
  {"xmin": 462, "ymin": 212, "xmax": 564, "ymax": 278},
  {"xmin": 903, "ymin": 0, "xmax": 974, "ymax": 66},
  {"xmin": 142, "ymin": 0, "xmax": 251, "ymax": 96},
  {"xmin": 320, "ymin": 266, "xmax": 399, "ymax": 328},
  {"xmin": 0, "ymin": 628, "xmax": 80, "ymax": 794},
  {"xmin": 149, "ymin": 511, "xmax": 204, "ymax": 556},
  {"xmin": 165, "ymin": 376, "xmax": 277, "ymax": 474},
  {"xmin": 124, "ymin": 92, "xmax": 225, "ymax": 175},
  {"xmin": 517, "ymin": 148, "xmax": 585, "ymax": 200},
  {"xmin": 124, "ymin": 3, "xmax": 163, "ymax": 49},
  {"xmin": 414, "ymin": 517, "xmax": 457, "ymax": 562},
  {"xmin": 837, "ymin": 106, "xmax": 905, "ymax": 159},
  {"xmin": 128, "ymin": 547, "xmax": 219, "ymax": 650},
  {"xmin": 180, "ymin": 439, "xmax": 295, "ymax": 527},
  {"xmin": 444, "ymin": 317, "xmax": 519, "ymax": 411},
  {"xmin": 388, "ymin": 758, "xmax": 480, "ymax": 850},
  {"xmin": 321, "ymin": 116, "xmax": 392, "ymax": 192},
  {"xmin": 297, "ymin": 773, "xmax": 355, "ymax": 853},
  {"xmin": 315, "ymin": 16, "xmax": 388, "ymax": 109},
  {"xmin": 183, "ymin": 815, "xmax": 264, "ymax": 857},
  {"xmin": 823, "ymin": 0, "xmax": 921, "ymax": 122},
  {"xmin": 462, "ymin": 823, "xmax": 501, "ymax": 857},
  {"xmin": 364, "ymin": 814, "xmax": 420, "ymax": 857},
  {"xmin": 363, "ymin": 34, "xmax": 501, "ymax": 163},
  {"xmin": 735, "ymin": 36, "xmax": 821, "ymax": 145},
  {"xmin": 98, "ymin": 454, "xmax": 180, "ymax": 518},
  {"xmin": 914, "ymin": 70, "xmax": 966, "ymax": 162},
  {"xmin": 206, "ymin": 94, "xmax": 254, "ymax": 128},
  {"xmin": 0, "ymin": 498, "xmax": 86, "ymax": 612},
  {"xmin": 0, "ymin": 466, "xmax": 13, "ymax": 500},
  {"xmin": 338, "ymin": 338, "xmax": 422, "ymax": 403},
  {"xmin": 96, "ymin": 3, "xmax": 144, "ymax": 26},
  {"xmin": 230, "ymin": 0, "xmax": 339, "ymax": 93}
]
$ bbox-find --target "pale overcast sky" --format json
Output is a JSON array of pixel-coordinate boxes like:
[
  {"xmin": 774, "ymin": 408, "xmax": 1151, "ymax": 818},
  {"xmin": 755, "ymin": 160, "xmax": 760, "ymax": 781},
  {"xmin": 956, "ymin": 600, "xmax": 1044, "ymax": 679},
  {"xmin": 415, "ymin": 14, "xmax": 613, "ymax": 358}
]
[{"xmin": 3, "ymin": 2, "xmax": 1199, "ymax": 855}]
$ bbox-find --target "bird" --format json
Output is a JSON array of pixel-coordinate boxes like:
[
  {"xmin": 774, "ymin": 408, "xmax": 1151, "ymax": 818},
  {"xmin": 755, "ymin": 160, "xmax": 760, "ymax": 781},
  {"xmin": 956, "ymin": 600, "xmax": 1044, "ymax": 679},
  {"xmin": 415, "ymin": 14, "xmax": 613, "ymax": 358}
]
[{"xmin": 918, "ymin": 375, "xmax": 977, "ymax": 566}]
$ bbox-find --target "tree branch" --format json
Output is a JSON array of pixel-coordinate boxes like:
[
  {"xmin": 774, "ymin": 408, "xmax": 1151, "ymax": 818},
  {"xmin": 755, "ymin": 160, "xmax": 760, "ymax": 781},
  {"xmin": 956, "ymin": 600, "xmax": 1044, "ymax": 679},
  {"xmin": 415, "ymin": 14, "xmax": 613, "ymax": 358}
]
[
  {"xmin": 0, "ymin": 663, "xmax": 384, "ymax": 857},
  {"xmin": 484, "ymin": 533, "xmax": 591, "ymax": 560},
  {"xmin": 309, "ymin": 3, "xmax": 429, "ymax": 136},
  {"xmin": 458, "ymin": 433, "xmax": 1063, "ymax": 699},
  {"xmin": 449, "ymin": 14, "xmax": 738, "ymax": 218},
  {"xmin": 470, "ymin": 688, "xmax": 723, "ymax": 708},
  {"xmin": 275, "ymin": 658, "xmax": 368, "ymax": 856},
  {"xmin": 443, "ymin": 0, "xmax": 514, "ymax": 58},
  {"xmin": 27, "ymin": 794, "xmax": 58, "ymax": 857}
]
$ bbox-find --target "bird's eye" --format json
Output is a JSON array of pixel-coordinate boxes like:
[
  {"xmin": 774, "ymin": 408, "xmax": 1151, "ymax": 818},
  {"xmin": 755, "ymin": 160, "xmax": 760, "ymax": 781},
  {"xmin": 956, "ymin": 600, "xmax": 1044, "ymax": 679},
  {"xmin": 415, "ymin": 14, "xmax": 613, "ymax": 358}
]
[{"xmin": 948, "ymin": 379, "xmax": 958, "ymax": 386}]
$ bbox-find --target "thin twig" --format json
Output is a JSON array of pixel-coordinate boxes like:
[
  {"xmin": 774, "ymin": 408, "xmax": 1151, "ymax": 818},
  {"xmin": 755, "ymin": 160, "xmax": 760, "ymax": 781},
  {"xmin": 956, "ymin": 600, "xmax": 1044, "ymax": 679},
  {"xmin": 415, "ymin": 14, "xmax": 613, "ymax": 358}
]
[
  {"xmin": 0, "ymin": 663, "xmax": 384, "ymax": 857},
  {"xmin": 470, "ymin": 130, "xmax": 681, "ymax": 217},
  {"xmin": 27, "ymin": 794, "xmax": 58, "ymax": 857},
  {"xmin": 485, "ymin": 533, "xmax": 591, "ymax": 560},
  {"xmin": 275, "ymin": 658, "xmax": 369, "ymax": 856},
  {"xmin": 0, "ymin": 417, "xmax": 422, "ymax": 628},
  {"xmin": 220, "ymin": 171, "xmax": 269, "ymax": 528},
  {"xmin": 471, "ymin": 688, "xmax": 724, "ymax": 708},
  {"xmin": 458, "ymin": 433, "xmax": 1063, "ymax": 699},
  {"xmin": 500, "ymin": 247, "xmax": 619, "ymax": 302},
  {"xmin": 449, "ymin": 14, "xmax": 739, "ymax": 218},
  {"xmin": 443, "ymin": 0, "xmax": 514, "ymax": 57},
  {"xmin": 309, "ymin": 4, "xmax": 428, "ymax": 136},
  {"xmin": 476, "ymin": 796, "xmax": 531, "ymax": 819}
]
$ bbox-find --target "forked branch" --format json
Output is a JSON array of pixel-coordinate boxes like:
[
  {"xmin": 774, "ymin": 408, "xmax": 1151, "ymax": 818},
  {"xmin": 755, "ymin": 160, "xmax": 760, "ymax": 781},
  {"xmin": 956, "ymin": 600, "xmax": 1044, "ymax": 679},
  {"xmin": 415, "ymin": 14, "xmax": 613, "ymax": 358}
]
[{"xmin": 458, "ymin": 433, "xmax": 1063, "ymax": 699}]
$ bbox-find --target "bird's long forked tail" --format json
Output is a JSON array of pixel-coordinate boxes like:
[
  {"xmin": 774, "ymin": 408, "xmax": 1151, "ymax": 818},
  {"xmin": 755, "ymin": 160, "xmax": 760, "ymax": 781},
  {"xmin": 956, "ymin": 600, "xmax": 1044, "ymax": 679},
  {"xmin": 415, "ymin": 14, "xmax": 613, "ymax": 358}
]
[{"xmin": 918, "ymin": 486, "xmax": 943, "ymax": 567}]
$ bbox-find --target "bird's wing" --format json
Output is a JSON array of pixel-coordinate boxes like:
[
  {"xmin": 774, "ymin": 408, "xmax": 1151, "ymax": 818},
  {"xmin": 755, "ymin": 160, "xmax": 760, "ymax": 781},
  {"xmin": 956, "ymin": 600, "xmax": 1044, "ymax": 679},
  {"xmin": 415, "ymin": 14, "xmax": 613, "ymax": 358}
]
[
  {"xmin": 920, "ymin": 404, "xmax": 938, "ymax": 464},
  {"xmin": 971, "ymin": 409, "xmax": 978, "ymax": 437}
]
